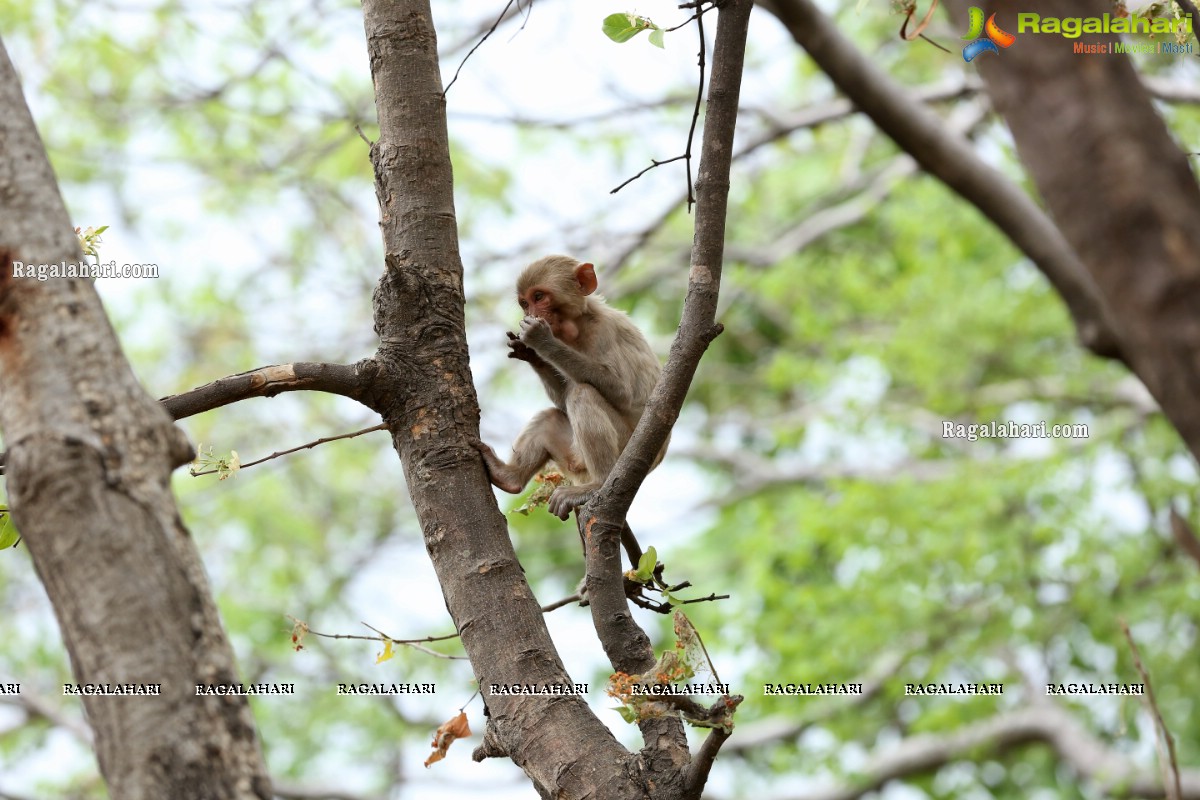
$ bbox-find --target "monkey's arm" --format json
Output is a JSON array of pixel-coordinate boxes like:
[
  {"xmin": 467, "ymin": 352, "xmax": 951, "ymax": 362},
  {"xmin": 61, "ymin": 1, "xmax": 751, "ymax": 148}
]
[
  {"xmin": 507, "ymin": 332, "xmax": 568, "ymax": 408},
  {"xmin": 519, "ymin": 318, "xmax": 632, "ymax": 413}
]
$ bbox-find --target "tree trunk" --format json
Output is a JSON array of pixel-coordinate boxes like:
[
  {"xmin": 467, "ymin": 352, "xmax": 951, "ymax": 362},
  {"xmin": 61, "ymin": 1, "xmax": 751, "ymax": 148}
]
[
  {"xmin": 946, "ymin": 0, "xmax": 1200, "ymax": 461},
  {"xmin": 0, "ymin": 39, "xmax": 272, "ymax": 800}
]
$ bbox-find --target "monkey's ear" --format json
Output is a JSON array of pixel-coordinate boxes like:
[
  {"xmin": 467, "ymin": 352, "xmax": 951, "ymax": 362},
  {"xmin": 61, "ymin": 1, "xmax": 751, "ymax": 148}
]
[{"xmin": 575, "ymin": 262, "xmax": 598, "ymax": 296}]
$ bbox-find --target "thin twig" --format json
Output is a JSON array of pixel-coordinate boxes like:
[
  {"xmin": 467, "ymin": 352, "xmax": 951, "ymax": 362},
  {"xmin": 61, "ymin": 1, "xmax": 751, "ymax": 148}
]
[
  {"xmin": 610, "ymin": 155, "xmax": 689, "ymax": 193},
  {"xmin": 679, "ymin": 592, "xmax": 729, "ymax": 605},
  {"xmin": 360, "ymin": 621, "xmax": 465, "ymax": 660},
  {"xmin": 667, "ymin": 11, "xmax": 702, "ymax": 32},
  {"xmin": 684, "ymin": 3, "xmax": 708, "ymax": 210},
  {"xmin": 459, "ymin": 688, "xmax": 480, "ymax": 713},
  {"xmin": 692, "ymin": 620, "xmax": 721, "ymax": 685},
  {"xmin": 443, "ymin": 0, "xmax": 533, "ymax": 97},
  {"xmin": 898, "ymin": 0, "xmax": 941, "ymax": 41},
  {"xmin": 1120, "ymin": 618, "xmax": 1183, "ymax": 800},
  {"xmin": 918, "ymin": 33, "xmax": 952, "ymax": 53},
  {"xmin": 305, "ymin": 623, "xmax": 459, "ymax": 646},
  {"xmin": 541, "ymin": 593, "xmax": 584, "ymax": 612},
  {"xmin": 301, "ymin": 624, "xmax": 465, "ymax": 660},
  {"xmin": 610, "ymin": 1, "xmax": 716, "ymax": 208},
  {"xmin": 190, "ymin": 423, "xmax": 387, "ymax": 476}
]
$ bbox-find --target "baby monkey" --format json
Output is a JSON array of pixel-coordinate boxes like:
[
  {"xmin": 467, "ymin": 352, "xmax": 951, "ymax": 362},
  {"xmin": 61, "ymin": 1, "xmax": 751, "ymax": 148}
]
[{"xmin": 473, "ymin": 255, "xmax": 666, "ymax": 535}]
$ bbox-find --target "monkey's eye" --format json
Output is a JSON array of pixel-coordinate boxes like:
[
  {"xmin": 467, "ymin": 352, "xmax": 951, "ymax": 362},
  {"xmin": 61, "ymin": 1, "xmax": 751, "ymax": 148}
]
[
  {"xmin": 533, "ymin": 291, "xmax": 545, "ymax": 303},
  {"xmin": 519, "ymin": 299, "xmax": 528, "ymax": 309}
]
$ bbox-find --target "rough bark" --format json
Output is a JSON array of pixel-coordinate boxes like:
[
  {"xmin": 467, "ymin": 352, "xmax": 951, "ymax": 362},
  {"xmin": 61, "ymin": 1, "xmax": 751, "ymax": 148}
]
[
  {"xmin": 357, "ymin": 3, "xmax": 639, "ymax": 797},
  {"xmin": 160, "ymin": 361, "xmax": 367, "ymax": 420},
  {"xmin": 945, "ymin": 0, "xmax": 1200, "ymax": 464},
  {"xmin": 584, "ymin": 4, "xmax": 754, "ymax": 797},
  {"xmin": 588, "ymin": 0, "xmax": 751, "ymax": 657},
  {"xmin": 0, "ymin": 39, "xmax": 271, "ymax": 800},
  {"xmin": 359, "ymin": 2, "xmax": 754, "ymax": 796}
]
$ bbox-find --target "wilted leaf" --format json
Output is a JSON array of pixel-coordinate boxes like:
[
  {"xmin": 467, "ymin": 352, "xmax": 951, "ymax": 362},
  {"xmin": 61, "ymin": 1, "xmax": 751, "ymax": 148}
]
[
  {"xmin": 424, "ymin": 711, "xmax": 471, "ymax": 767},
  {"xmin": 513, "ymin": 471, "xmax": 563, "ymax": 515},
  {"xmin": 287, "ymin": 616, "xmax": 309, "ymax": 652},
  {"xmin": 376, "ymin": 637, "xmax": 395, "ymax": 664}
]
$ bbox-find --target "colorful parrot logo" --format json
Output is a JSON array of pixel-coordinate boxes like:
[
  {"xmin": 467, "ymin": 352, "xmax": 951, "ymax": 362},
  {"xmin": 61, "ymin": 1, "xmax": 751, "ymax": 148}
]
[{"xmin": 962, "ymin": 7, "xmax": 1016, "ymax": 61}]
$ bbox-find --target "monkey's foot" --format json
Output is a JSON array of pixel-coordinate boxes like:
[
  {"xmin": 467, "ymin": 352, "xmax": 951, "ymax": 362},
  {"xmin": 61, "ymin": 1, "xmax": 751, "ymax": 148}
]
[
  {"xmin": 548, "ymin": 485, "xmax": 593, "ymax": 521},
  {"xmin": 468, "ymin": 439, "xmax": 524, "ymax": 494}
]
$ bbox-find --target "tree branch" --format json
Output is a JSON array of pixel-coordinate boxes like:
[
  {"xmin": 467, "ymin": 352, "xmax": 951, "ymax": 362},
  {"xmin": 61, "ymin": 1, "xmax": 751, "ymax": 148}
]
[
  {"xmin": 1122, "ymin": 620, "xmax": 1183, "ymax": 800},
  {"xmin": 0, "ymin": 690, "xmax": 93, "ymax": 744},
  {"xmin": 723, "ymin": 644, "xmax": 913, "ymax": 754},
  {"xmin": 608, "ymin": 70, "xmax": 1200, "ymax": 278},
  {"xmin": 1169, "ymin": 507, "xmax": 1200, "ymax": 570},
  {"xmin": 584, "ymin": 0, "xmax": 750, "ymax": 672},
  {"xmin": 758, "ymin": 0, "xmax": 1125, "ymax": 363},
  {"xmin": 359, "ymin": 1, "xmax": 638, "ymax": 796},
  {"xmin": 610, "ymin": 1, "xmax": 714, "ymax": 208},
  {"xmin": 682, "ymin": 726, "xmax": 732, "ymax": 800},
  {"xmin": 584, "ymin": 0, "xmax": 753, "ymax": 791},
  {"xmin": 608, "ymin": 74, "xmax": 977, "ymax": 275},
  {"xmin": 783, "ymin": 702, "xmax": 1200, "ymax": 800},
  {"xmin": 0, "ymin": 38, "xmax": 271, "ymax": 798},
  {"xmin": 1172, "ymin": 0, "xmax": 1200, "ymax": 42},
  {"xmin": 161, "ymin": 361, "xmax": 370, "ymax": 420},
  {"xmin": 946, "ymin": 0, "xmax": 1200, "ymax": 465}
]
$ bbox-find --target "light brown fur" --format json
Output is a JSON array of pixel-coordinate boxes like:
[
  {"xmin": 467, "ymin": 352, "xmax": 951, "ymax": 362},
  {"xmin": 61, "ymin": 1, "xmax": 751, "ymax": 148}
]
[{"xmin": 474, "ymin": 255, "xmax": 666, "ymax": 523}]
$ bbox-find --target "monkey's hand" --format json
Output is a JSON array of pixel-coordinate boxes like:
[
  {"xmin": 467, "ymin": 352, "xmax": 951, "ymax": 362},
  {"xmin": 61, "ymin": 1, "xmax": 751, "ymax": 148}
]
[
  {"xmin": 548, "ymin": 484, "xmax": 592, "ymax": 521},
  {"xmin": 506, "ymin": 331, "xmax": 545, "ymax": 366},
  {"xmin": 518, "ymin": 315, "xmax": 554, "ymax": 351}
]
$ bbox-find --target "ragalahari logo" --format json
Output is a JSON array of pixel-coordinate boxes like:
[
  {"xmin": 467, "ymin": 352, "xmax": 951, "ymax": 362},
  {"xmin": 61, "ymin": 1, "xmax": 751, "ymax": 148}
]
[{"xmin": 962, "ymin": 7, "xmax": 1016, "ymax": 61}]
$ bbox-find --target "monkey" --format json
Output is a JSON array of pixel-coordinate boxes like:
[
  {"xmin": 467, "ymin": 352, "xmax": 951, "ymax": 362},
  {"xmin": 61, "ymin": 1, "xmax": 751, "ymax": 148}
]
[{"xmin": 472, "ymin": 255, "xmax": 667, "ymax": 560}]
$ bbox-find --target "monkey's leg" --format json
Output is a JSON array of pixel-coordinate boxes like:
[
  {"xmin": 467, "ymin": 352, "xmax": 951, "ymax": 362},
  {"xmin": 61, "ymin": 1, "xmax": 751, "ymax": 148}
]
[
  {"xmin": 548, "ymin": 385, "xmax": 631, "ymax": 521},
  {"xmin": 472, "ymin": 408, "xmax": 579, "ymax": 494}
]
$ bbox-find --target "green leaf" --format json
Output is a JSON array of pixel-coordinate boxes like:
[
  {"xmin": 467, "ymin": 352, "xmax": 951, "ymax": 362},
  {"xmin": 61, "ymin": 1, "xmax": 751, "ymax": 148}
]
[
  {"xmin": 602, "ymin": 13, "xmax": 652, "ymax": 44},
  {"xmin": 614, "ymin": 705, "xmax": 638, "ymax": 723},
  {"xmin": 648, "ymin": 28, "xmax": 665, "ymax": 49},
  {"xmin": 0, "ymin": 514, "xmax": 18, "ymax": 550},
  {"xmin": 636, "ymin": 545, "xmax": 658, "ymax": 581}
]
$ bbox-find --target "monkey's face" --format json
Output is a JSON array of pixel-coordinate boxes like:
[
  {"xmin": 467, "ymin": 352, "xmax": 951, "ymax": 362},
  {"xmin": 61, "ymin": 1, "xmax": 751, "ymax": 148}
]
[{"xmin": 518, "ymin": 285, "xmax": 580, "ymax": 344}]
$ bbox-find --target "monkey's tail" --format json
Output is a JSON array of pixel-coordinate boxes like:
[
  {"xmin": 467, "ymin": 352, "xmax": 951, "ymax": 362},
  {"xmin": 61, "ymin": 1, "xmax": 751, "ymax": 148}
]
[{"xmin": 620, "ymin": 521, "xmax": 643, "ymax": 569}]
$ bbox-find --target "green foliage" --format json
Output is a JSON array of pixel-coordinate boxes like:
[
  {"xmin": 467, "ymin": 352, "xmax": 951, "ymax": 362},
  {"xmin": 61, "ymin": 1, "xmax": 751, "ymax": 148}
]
[
  {"xmin": 0, "ymin": 509, "xmax": 17, "ymax": 550},
  {"xmin": 633, "ymin": 546, "xmax": 658, "ymax": 583},
  {"xmin": 190, "ymin": 444, "xmax": 241, "ymax": 480},
  {"xmin": 602, "ymin": 13, "xmax": 666, "ymax": 48}
]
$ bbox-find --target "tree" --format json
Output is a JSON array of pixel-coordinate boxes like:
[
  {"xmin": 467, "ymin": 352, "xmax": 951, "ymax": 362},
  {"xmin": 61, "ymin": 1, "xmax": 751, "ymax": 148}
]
[
  {"xmin": 1, "ymin": 1, "xmax": 750, "ymax": 798},
  {"xmin": 1, "ymin": 0, "xmax": 1199, "ymax": 798}
]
